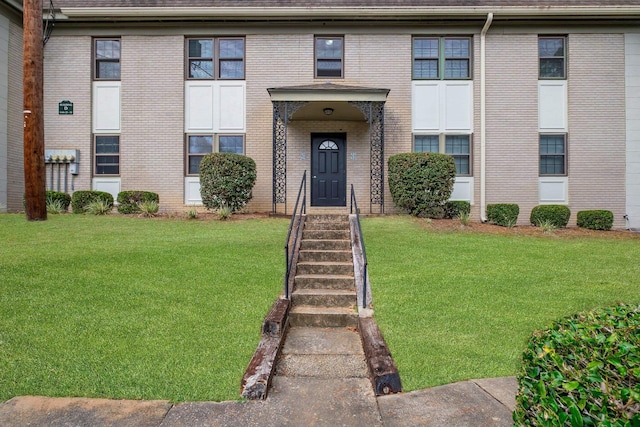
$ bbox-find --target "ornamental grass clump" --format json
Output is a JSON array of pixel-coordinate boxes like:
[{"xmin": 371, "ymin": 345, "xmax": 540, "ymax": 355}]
[
  {"xmin": 71, "ymin": 190, "xmax": 113, "ymax": 214},
  {"xmin": 45, "ymin": 191, "xmax": 71, "ymax": 213},
  {"xmin": 117, "ymin": 191, "xmax": 159, "ymax": 214},
  {"xmin": 514, "ymin": 303, "xmax": 640, "ymax": 426}
]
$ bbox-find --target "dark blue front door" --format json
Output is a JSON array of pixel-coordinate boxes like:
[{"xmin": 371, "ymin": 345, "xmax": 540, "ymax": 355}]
[{"xmin": 311, "ymin": 133, "xmax": 346, "ymax": 207}]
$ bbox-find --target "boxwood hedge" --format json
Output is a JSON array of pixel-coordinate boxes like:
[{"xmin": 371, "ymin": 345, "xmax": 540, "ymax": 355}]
[
  {"xmin": 486, "ymin": 203, "xmax": 519, "ymax": 227},
  {"xmin": 45, "ymin": 191, "xmax": 71, "ymax": 211},
  {"xmin": 577, "ymin": 210, "xmax": 614, "ymax": 231},
  {"xmin": 199, "ymin": 152, "xmax": 256, "ymax": 213},
  {"xmin": 117, "ymin": 191, "xmax": 160, "ymax": 214},
  {"xmin": 514, "ymin": 304, "xmax": 640, "ymax": 426},
  {"xmin": 530, "ymin": 205, "xmax": 571, "ymax": 229},
  {"xmin": 71, "ymin": 190, "xmax": 114, "ymax": 214},
  {"xmin": 444, "ymin": 200, "xmax": 471, "ymax": 219}
]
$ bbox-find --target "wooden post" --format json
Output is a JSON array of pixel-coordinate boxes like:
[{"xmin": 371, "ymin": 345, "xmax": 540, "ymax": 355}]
[{"xmin": 23, "ymin": 0, "xmax": 46, "ymax": 220}]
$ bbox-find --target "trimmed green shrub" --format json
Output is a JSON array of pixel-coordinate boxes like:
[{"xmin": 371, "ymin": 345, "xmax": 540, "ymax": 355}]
[
  {"xmin": 514, "ymin": 303, "xmax": 640, "ymax": 426},
  {"xmin": 486, "ymin": 203, "xmax": 519, "ymax": 227},
  {"xmin": 199, "ymin": 152, "xmax": 257, "ymax": 213},
  {"xmin": 117, "ymin": 191, "xmax": 160, "ymax": 214},
  {"xmin": 577, "ymin": 210, "xmax": 614, "ymax": 231},
  {"xmin": 71, "ymin": 190, "xmax": 114, "ymax": 214},
  {"xmin": 45, "ymin": 191, "xmax": 71, "ymax": 212},
  {"xmin": 530, "ymin": 205, "xmax": 571, "ymax": 229},
  {"xmin": 444, "ymin": 200, "xmax": 471, "ymax": 219},
  {"xmin": 388, "ymin": 152, "xmax": 456, "ymax": 218}
]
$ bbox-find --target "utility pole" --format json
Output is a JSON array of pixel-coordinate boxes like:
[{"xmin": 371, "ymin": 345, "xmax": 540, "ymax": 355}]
[{"xmin": 23, "ymin": 0, "xmax": 46, "ymax": 220}]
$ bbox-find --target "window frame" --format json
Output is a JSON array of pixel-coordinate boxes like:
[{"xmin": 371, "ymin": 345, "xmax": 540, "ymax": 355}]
[
  {"xmin": 185, "ymin": 134, "xmax": 246, "ymax": 176},
  {"xmin": 412, "ymin": 36, "xmax": 472, "ymax": 80},
  {"xmin": 413, "ymin": 133, "xmax": 472, "ymax": 176},
  {"xmin": 538, "ymin": 36, "xmax": 567, "ymax": 80},
  {"xmin": 93, "ymin": 38, "xmax": 121, "ymax": 81},
  {"xmin": 94, "ymin": 134, "xmax": 120, "ymax": 176},
  {"xmin": 185, "ymin": 37, "xmax": 245, "ymax": 80},
  {"xmin": 539, "ymin": 134, "xmax": 568, "ymax": 176},
  {"xmin": 314, "ymin": 35, "xmax": 344, "ymax": 79}
]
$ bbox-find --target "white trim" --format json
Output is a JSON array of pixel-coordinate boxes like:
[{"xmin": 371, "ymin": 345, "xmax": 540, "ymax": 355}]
[
  {"xmin": 93, "ymin": 81, "xmax": 121, "ymax": 133},
  {"xmin": 92, "ymin": 177, "xmax": 121, "ymax": 201},
  {"xmin": 450, "ymin": 177, "xmax": 474, "ymax": 204},
  {"xmin": 184, "ymin": 177, "xmax": 203, "ymax": 205},
  {"xmin": 538, "ymin": 81, "xmax": 568, "ymax": 132}
]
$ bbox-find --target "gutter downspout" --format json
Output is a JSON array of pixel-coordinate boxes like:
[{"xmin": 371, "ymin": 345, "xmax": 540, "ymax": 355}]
[{"xmin": 480, "ymin": 12, "xmax": 493, "ymax": 222}]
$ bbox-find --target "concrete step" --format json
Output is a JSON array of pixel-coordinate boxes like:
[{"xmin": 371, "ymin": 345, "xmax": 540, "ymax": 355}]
[
  {"xmin": 276, "ymin": 354, "xmax": 368, "ymax": 378},
  {"xmin": 303, "ymin": 229, "xmax": 350, "ymax": 240},
  {"xmin": 305, "ymin": 214, "xmax": 349, "ymax": 223},
  {"xmin": 300, "ymin": 239, "xmax": 351, "ymax": 251},
  {"xmin": 289, "ymin": 306, "xmax": 358, "ymax": 328},
  {"xmin": 295, "ymin": 261, "xmax": 354, "ymax": 276},
  {"xmin": 304, "ymin": 220, "xmax": 350, "ymax": 231},
  {"xmin": 292, "ymin": 288, "xmax": 356, "ymax": 307},
  {"xmin": 298, "ymin": 249, "xmax": 352, "ymax": 263},
  {"xmin": 294, "ymin": 274, "xmax": 355, "ymax": 290}
]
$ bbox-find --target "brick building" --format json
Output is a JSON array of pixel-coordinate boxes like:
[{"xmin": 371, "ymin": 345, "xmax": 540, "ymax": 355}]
[{"xmin": 2, "ymin": 1, "xmax": 640, "ymax": 228}]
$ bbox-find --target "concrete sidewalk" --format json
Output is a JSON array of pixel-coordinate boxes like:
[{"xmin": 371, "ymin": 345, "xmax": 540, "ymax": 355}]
[{"xmin": 0, "ymin": 376, "xmax": 517, "ymax": 426}]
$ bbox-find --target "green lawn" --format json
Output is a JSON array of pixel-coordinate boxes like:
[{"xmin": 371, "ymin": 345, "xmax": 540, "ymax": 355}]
[
  {"xmin": 1, "ymin": 213, "xmax": 638, "ymax": 402},
  {"xmin": 362, "ymin": 215, "xmax": 640, "ymax": 392},
  {"xmin": 0, "ymin": 214, "xmax": 287, "ymax": 402}
]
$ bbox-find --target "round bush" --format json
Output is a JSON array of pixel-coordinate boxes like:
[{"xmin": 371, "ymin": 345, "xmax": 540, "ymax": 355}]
[
  {"xmin": 530, "ymin": 205, "xmax": 571, "ymax": 228},
  {"xmin": 514, "ymin": 304, "xmax": 640, "ymax": 426},
  {"xmin": 444, "ymin": 200, "xmax": 471, "ymax": 219},
  {"xmin": 486, "ymin": 203, "xmax": 519, "ymax": 227},
  {"xmin": 577, "ymin": 210, "xmax": 614, "ymax": 231},
  {"xmin": 71, "ymin": 190, "xmax": 114, "ymax": 214},
  {"xmin": 388, "ymin": 152, "xmax": 456, "ymax": 218},
  {"xmin": 45, "ymin": 191, "xmax": 71, "ymax": 211},
  {"xmin": 199, "ymin": 152, "xmax": 257, "ymax": 213},
  {"xmin": 117, "ymin": 191, "xmax": 160, "ymax": 214}
]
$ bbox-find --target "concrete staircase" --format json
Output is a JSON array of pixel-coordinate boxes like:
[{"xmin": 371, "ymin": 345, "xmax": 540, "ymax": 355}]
[
  {"xmin": 289, "ymin": 214, "xmax": 358, "ymax": 328},
  {"xmin": 275, "ymin": 214, "xmax": 368, "ymax": 383}
]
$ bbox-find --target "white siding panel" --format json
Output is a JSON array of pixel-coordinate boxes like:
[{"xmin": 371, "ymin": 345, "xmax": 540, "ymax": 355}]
[
  {"xmin": 218, "ymin": 82, "xmax": 246, "ymax": 132},
  {"xmin": 450, "ymin": 177, "xmax": 474, "ymax": 203},
  {"xmin": 412, "ymin": 82, "xmax": 440, "ymax": 131},
  {"xmin": 185, "ymin": 82, "xmax": 214, "ymax": 132},
  {"xmin": 539, "ymin": 177, "xmax": 568, "ymax": 204},
  {"xmin": 92, "ymin": 177, "xmax": 121, "ymax": 201},
  {"xmin": 184, "ymin": 177, "xmax": 202, "ymax": 205},
  {"xmin": 626, "ymin": 33, "xmax": 640, "ymax": 230},
  {"xmin": 539, "ymin": 81, "xmax": 567, "ymax": 131},
  {"xmin": 93, "ymin": 82, "xmax": 121, "ymax": 133},
  {"xmin": 444, "ymin": 82, "xmax": 473, "ymax": 131}
]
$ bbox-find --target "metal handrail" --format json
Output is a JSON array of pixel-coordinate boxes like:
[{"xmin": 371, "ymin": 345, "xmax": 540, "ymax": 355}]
[
  {"xmin": 350, "ymin": 184, "xmax": 368, "ymax": 309},
  {"xmin": 284, "ymin": 171, "xmax": 306, "ymax": 299}
]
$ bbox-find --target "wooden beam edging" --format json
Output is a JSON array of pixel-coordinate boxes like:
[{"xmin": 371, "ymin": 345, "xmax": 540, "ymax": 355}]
[
  {"xmin": 358, "ymin": 316, "xmax": 403, "ymax": 396},
  {"xmin": 240, "ymin": 297, "xmax": 290, "ymax": 400}
]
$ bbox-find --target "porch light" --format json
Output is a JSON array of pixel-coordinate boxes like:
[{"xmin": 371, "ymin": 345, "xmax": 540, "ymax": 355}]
[{"xmin": 323, "ymin": 107, "xmax": 334, "ymax": 116}]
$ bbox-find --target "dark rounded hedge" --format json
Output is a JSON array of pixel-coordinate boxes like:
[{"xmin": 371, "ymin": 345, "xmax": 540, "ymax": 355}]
[
  {"xmin": 117, "ymin": 191, "xmax": 160, "ymax": 214},
  {"xmin": 444, "ymin": 200, "xmax": 471, "ymax": 219},
  {"xmin": 486, "ymin": 203, "xmax": 519, "ymax": 227},
  {"xmin": 46, "ymin": 191, "xmax": 71, "ymax": 211},
  {"xmin": 199, "ymin": 152, "xmax": 257, "ymax": 212},
  {"xmin": 71, "ymin": 190, "xmax": 114, "ymax": 214},
  {"xmin": 514, "ymin": 304, "xmax": 640, "ymax": 426},
  {"xmin": 388, "ymin": 152, "xmax": 456, "ymax": 218},
  {"xmin": 530, "ymin": 205, "xmax": 571, "ymax": 228},
  {"xmin": 577, "ymin": 210, "xmax": 614, "ymax": 231}
]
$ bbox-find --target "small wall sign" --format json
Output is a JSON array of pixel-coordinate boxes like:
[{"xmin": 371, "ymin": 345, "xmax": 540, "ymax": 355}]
[{"xmin": 58, "ymin": 100, "xmax": 73, "ymax": 115}]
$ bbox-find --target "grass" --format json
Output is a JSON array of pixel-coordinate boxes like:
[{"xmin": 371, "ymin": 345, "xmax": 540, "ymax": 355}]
[
  {"xmin": 1, "ymin": 213, "xmax": 639, "ymax": 403},
  {"xmin": 362, "ymin": 215, "xmax": 640, "ymax": 392},
  {"xmin": 0, "ymin": 214, "xmax": 287, "ymax": 402}
]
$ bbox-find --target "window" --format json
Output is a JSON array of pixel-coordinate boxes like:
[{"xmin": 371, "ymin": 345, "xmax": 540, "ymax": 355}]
[
  {"xmin": 94, "ymin": 38, "xmax": 121, "ymax": 80},
  {"xmin": 186, "ymin": 37, "xmax": 245, "ymax": 79},
  {"xmin": 95, "ymin": 135, "xmax": 119, "ymax": 175},
  {"xmin": 315, "ymin": 36, "xmax": 343, "ymax": 78},
  {"xmin": 539, "ymin": 36, "xmax": 566, "ymax": 79},
  {"xmin": 414, "ymin": 134, "xmax": 471, "ymax": 175},
  {"xmin": 539, "ymin": 134, "xmax": 566, "ymax": 175},
  {"xmin": 186, "ymin": 134, "xmax": 245, "ymax": 175},
  {"xmin": 413, "ymin": 37, "xmax": 471, "ymax": 80}
]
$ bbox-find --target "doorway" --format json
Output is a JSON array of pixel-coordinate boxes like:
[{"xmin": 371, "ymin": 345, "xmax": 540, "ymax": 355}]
[{"xmin": 311, "ymin": 133, "xmax": 346, "ymax": 207}]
